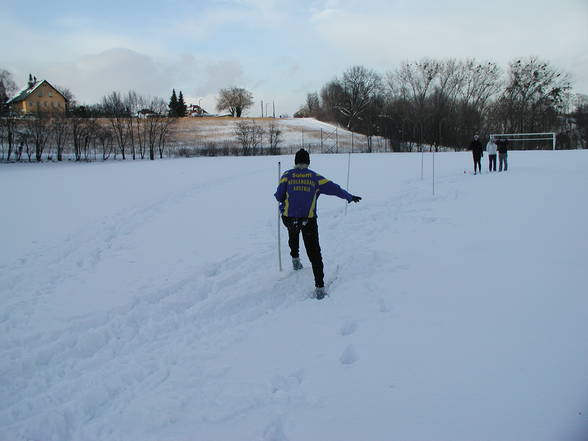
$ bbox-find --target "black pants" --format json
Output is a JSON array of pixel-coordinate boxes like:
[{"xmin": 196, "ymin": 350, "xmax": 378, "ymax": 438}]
[
  {"xmin": 489, "ymin": 154, "xmax": 497, "ymax": 172},
  {"xmin": 473, "ymin": 153, "xmax": 482, "ymax": 173},
  {"xmin": 282, "ymin": 216, "xmax": 324, "ymax": 288}
]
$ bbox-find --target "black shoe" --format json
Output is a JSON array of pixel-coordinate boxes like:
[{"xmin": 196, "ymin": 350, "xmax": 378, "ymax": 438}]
[
  {"xmin": 292, "ymin": 258, "xmax": 303, "ymax": 271},
  {"xmin": 315, "ymin": 286, "xmax": 326, "ymax": 300}
]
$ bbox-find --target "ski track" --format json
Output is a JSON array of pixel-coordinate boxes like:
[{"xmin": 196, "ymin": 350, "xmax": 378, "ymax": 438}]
[
  {"xmin": 0, "ymin": 167, "xmax": 266, "ymax": 338},
  {"xmin": 1, "ymin": 246, "xmax": 306, "ymax": 440},
  {"xmin": 0, "ymin": 167, "xmax": 430, "ymax": 441}
]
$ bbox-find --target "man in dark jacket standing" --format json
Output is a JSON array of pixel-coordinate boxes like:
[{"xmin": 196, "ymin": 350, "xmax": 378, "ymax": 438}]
[
  {"xmin": 469, "ymin": 134, "xmax": 483, "ymax": 175},
  {"xmin": 274, "ymin": 149, "xmax": 361, "ymax": 299},
  {"xmin": 496, "ymin": 136, "xmax": 508, "ymax": 171}
]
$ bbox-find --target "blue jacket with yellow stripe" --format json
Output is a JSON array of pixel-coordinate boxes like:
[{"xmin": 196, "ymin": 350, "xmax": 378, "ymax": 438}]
[{"xmin": 274, "ymin": 167, "xmax": 353, "ymax": 218}]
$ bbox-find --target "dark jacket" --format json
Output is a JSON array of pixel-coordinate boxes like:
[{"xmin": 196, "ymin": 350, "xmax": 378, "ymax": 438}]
[
  {"xmin": 274, "ymin": 167, "xmax": 352, "ymax": 218},
  {"xmin": 469, "ymin": 139, "xmax": 483, "ymax": 157},
  {"xmin": 496, "ymin": 139, "xmax": 508, "ymax": 154}
]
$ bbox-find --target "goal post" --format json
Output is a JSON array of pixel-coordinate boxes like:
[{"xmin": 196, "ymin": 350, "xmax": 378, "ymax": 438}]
[{"xmin": 489, "ymin": 132, "xmax": 556, "ymax": 150}]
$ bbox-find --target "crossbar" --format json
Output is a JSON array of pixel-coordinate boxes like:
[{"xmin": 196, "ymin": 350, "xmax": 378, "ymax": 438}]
[
  {"xmin": 491, "ymin": 132, "xmax": 555, "ymax": 137},
  {"xmin": 490, "ymin": 132, "xmax": 556, "ymax": 150}
]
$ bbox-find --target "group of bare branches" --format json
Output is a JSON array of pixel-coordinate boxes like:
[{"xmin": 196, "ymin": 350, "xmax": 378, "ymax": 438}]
[
  {"xmin": 0, "ymin": 91, "xmax": 174, "ymax": 162},
  {"xmin": 233, "ymin": 120, "xmax": 282, "ymax": 155},
  {"xmin": 299, "ymin": 57, "xmax": 584, "ymax": 150}
]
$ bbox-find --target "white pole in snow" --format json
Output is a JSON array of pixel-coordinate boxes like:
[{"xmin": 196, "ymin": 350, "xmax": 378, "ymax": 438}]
[
  {"xmin": 421, "ymin": 147, "xmax": 424, "ymax": 180},
  {"xmin": 345, "ymin": 152, "xmax": 351, "ymax": 216},
  {"xmin": 432, "ymin": 147, "xmax": 436, "ymax": 196},
  {"xmin": 278, "ymin": 161, "xmax": 283, "ymax": 272}
]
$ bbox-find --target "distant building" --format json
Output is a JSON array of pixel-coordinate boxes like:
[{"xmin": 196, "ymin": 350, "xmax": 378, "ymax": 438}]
[
  {"xmin": 7, "ymin": 74, "xmax": 67, "ymax": 114},
  {"xmin": 187, "ymin": 104, "xmax": 208, "ymax": 117},
  {"xmin": 137, "ymin": 108, "xmax": 157, "ymax": 118}
]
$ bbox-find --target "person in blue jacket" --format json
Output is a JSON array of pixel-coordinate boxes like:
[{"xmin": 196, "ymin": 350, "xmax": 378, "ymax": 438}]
[{"xmin": 274, "ymin": 149, "xmax": 361, "ymax": 299}]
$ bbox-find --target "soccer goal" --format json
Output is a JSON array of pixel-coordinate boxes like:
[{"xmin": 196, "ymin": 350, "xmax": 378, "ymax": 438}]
[{"xmin": 489, "ymin": 132, "xmax": 556, "ymax": 150}]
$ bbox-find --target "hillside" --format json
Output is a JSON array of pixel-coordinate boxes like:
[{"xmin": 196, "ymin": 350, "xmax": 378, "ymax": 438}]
[
  {"xmin": 172, "ymin": 117, "xmax": 389, "ymax": 153},
  {"xmin": 1, "ymin": 150, "xmax": 587, "ymax": 441}
]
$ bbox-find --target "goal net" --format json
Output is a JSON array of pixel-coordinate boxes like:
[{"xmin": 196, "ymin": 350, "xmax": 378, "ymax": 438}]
[{"xmin": 488, "ymin": 132, "xmax": 556, "ymax": 150}]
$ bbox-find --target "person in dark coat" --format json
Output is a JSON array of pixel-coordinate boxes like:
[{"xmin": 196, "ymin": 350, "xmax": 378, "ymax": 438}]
[
  {"xmin": 274, "ymin": 149, "xmax": 361, "ymax": 299},
  {"xmin": 469, "ymin": 135, "xmax": 483, "ymax": 175},
  {"xmin": 496, "ymin": 136, "xmax": 508, "ymax": 171}
]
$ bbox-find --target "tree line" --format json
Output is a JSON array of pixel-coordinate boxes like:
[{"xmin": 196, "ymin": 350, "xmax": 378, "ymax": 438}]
[
  {"xmin": 0, "ymin": 90, "xmax": 174, "ymax": 161},
  {"xmin": 296, "ymin": 57, "xmax": 588, "ymax": 150}
]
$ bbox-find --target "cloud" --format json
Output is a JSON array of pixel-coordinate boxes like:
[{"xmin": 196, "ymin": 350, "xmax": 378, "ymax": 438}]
[
  {"xmin": 309, "ymin": 8, "xmax": 340, "ymax": 22},
  {"xmin": 41, "ymin": 49, "xmax": 174, "ymax": 104},
  {"xmin": 308, "ymin": 5, "xmax": 588, "ymax": 94},
  {"xmin": 30, "ymin": 48, "xmax": 246, "ymax": 106},
  {"xmin": 194, "ymin": 60, "xmax": 246, "ymax": 96}
]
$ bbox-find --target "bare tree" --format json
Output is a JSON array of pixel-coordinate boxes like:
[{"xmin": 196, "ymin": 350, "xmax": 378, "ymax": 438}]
[
  {"xmin": 459, "ymin": 60, "xmax": 502, "ymax": 112},
  {"xmin": 0, "ymin": 115, "xmax": 22, "ymax": 161},
  {"xmin": 96, "ymin": 126, "xmax": 114, "ymax": 160},
  {"xmin": 102, "ymin": 91, "xmax": 130, "ymax": 159},
  {"xmin": 572, "ymin": 94, "xmax": 588, "ymax": 148},
  {"xmin": 494, "ymin": 57, "xmax": 572, "ymax": 134},
  {"xmin": 430, "ymin": 59, "xmax": 464, "ymax": 149},
  {"xmin": 320, "ymin": 80, "xmax": 346, "ymax": 125},
  {"xmin": 55, "ymin": 86, "xmax": 77, "ymax": 113},
  {"xmin": 145, "ymin": 97, "xmax": 170, "ymax": 160},
  {"xmin": 19, "ymin": 129, "xmax": 32, "ymax": 161},
  {"xmin": 0, "ymin": 115, "xmax": 19, "ymax": 161},
  {"xmin": 234, "ymin": 120, "xmax": 264, "ymax": 155},
  {"xmin": 70, "ymin": 117, "xmax": 96, "ymax": 161},
  {"xmin": 337, "ymin": 65, "xmax": 383, "ymax": 130},
  {"xmin": 125, "ymin": 90, "xmax": 148, "ymax": 160},
  {"xmin": 51, "ymin": 113, "xmax": 70, "ymax": 161},
  {"xmin": 217, "ymin": 87, "xmax": 254, "ymax": 117},
  {"xmin": 388, "ymin": 59, "xmax": 440, "ymax": 148},
  {"xmin": 267, "ymin": 122, "xmax": 282, "ymax": 155},
  {"xmin": 24, "ymin": 111, "xmax": 52, "ymax": 161},
  {"xmin": 0, "ymin": 119, "xmax": 5, "ymax": 160},
  {"xmin": 0, "ymin": 69, "xmax": 18, "ymax": 115}
]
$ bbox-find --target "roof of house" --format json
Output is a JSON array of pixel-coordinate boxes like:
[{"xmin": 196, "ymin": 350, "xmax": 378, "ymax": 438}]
[{"xmin": 7, "ymin": 80, "xmax": 66, "ymax": 104}]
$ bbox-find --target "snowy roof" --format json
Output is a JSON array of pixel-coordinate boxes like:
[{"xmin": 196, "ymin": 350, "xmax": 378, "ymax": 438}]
[{"xmin": 7, "ymin": 79, "xmax": 66, "ymax": 104}]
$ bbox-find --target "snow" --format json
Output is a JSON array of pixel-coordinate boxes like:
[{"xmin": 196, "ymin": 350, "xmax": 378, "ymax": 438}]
[
  {"xmin": 174, "ymin": 117, "xmax": 386, "ymax": 152},
  {"xmin": 1, "ymin": 150, "xmax": 587, "ymax": 441}
]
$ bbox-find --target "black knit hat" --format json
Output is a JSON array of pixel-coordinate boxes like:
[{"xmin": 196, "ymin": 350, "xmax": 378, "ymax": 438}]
[{"xmin": 295, "ymin": 148, "xmax": 310, "ymax": 165}]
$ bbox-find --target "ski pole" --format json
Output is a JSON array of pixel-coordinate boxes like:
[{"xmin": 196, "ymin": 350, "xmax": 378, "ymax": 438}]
[
  {"xmin": 421, "ymin": 147, "xmax": 424, "ymax": 180},
  {"xmin": 432, "ymin": 147, "xmax": 435, "ymax": 196},
  {"xmin": 345, "ymin": 152, "xmax": 351, "ymax": 216},
  {"xmin": 277, "ymin": 161, "xmax": 283, "ymax": 272}
]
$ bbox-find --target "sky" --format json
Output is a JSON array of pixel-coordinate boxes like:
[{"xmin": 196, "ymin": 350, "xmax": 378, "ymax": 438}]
[{"xmin": 2, "ymin": 0, "xmax": 587, "ymax": 116}]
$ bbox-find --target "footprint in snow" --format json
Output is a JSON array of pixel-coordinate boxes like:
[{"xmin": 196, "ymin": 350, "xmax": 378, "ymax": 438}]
[
  {"xmin": 340, "ymin": 320, "xmax": 358, "ymax": 336},
  {"xmin": 378, "ymin": 298, "xmax": 391, "ymax": 313},
  {"xmin": 340, "ymin": 344, "xmax": 359, "ymax": 365},
  {"xmin": 263, "ymin": 416, "xmax": 289, "ymax": 441},
  {"xmin": 271, "ymin": 370, "xmax": 304, "ymax": 394}
]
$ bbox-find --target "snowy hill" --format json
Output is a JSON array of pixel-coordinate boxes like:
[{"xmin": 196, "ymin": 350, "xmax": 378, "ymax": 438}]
[
  {"xmin": 173, "ymin": 117, "xmax": 389, "ymax": 152},
  {"xmin": 1, "ymin": 151, "xmax": 587, "ymax": 441}
]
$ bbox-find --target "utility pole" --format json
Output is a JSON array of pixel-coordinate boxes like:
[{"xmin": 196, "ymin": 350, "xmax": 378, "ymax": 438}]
[{"xmin": 273, "ymin": 101, "xmax": 275, "ymax": 118}]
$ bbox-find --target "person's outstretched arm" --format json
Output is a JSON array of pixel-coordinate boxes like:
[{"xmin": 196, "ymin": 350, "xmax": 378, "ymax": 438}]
[{"xmin": 317, "ymin": 175, "xmax": 361, "ymax": 203}]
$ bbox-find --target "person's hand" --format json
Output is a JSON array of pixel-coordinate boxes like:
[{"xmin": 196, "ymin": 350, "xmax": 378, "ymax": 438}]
[{"xmin": 350, "ymin": 195, "xmax": 362, "ymax": 203}]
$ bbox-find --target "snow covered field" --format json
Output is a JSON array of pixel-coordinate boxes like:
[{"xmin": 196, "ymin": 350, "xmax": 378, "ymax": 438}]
[{"xmin": 1, "ymin": 150, "xmax": 587, "ymax": 441}]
